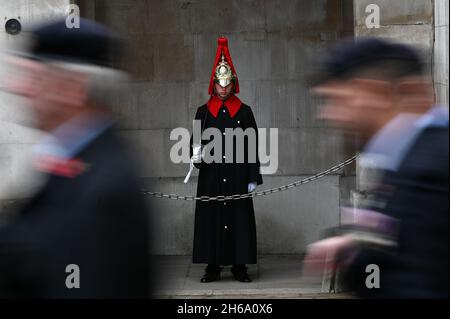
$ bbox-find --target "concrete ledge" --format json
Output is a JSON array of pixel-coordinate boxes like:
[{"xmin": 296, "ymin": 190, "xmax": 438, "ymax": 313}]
[{"xmin": 154, "ymin": 288, "xmax": 354, "ymax": 299}]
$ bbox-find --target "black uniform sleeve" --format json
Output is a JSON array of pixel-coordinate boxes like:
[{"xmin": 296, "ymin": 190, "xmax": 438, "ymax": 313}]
[{"xmin": 247, "ymin": 107, "xmax": 263, "ymax": 185}]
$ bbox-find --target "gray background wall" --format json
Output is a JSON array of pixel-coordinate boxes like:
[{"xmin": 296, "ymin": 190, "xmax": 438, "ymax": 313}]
[{"xmin": 1, "ymin": 1, "xmax": 447, "ymax": 255}]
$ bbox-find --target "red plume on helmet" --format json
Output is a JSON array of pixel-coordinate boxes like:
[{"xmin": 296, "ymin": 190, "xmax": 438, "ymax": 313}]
[{"xmin": 208, "ymin": 37, "xmax": 240, "ymax": 95}]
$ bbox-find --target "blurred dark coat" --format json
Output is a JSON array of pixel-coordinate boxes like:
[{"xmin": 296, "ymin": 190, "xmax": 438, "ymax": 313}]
[
  {"xmin": 0, "ymin": 128, "xmax": 150, "ymax": 298},
  {"xmin": 350, "ymin": 125, "xmax": 449, "ymax": 298},
  {"xmin": 191, "ymin": 103, "xmax": 263, "ymax": 266}
]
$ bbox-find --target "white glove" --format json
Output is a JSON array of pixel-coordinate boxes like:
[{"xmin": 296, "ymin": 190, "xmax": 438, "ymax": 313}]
[
  {"xmin": 184, "ymin": 144, "xmax": 203, "ymax": 184},
  {"xmin": 192, "ymin": 144, "xmax": 202, "ymax": 162},
  {"xmin": 248, "ymin": 182, "xmax": 257, "ymax": 193}
]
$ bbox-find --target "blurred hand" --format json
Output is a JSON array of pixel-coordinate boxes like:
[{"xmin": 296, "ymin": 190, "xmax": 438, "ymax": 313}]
[{"xmin": 303, "ymin": 235, "xmax": 356, "ymax": 278}]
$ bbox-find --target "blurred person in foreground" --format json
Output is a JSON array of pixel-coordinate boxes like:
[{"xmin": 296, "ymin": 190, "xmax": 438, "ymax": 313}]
[
  {"xmin": 304, "ymin": 38, "xmax": 449, "ymax": 298},
  {"xmin": 0, "ymin": 19, "xmax": 150, "ymax": 298}
]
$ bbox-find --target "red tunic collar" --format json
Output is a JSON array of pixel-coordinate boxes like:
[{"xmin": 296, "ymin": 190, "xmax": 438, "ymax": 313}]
[{"xmin": 207, "ymin": 95, "xmax": 242, "ymax": 118}]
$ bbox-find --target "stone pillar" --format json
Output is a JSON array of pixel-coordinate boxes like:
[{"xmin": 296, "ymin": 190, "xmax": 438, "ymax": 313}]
[
  {"xmin": 352, "ymin": 0, "xmax": 434, "ymax": 210},
  {"xmin": 354, "ymin": 0, "xmax": 434, "ymax": 76},
  {"xmin": 434, "ymin": 0, "xmax": 449, "ymax": 106}
]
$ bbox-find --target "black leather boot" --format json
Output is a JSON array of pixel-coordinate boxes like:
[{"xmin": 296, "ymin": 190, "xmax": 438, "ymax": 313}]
[
  {"xmin": 231, "ymin": 265, "xmax": 252, "ymax": 283},
  {"xmin": 200, "ymin": 265, "xmax": 223, "ymax": 283}
]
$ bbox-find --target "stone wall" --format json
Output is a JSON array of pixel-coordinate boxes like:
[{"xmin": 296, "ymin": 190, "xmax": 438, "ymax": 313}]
[{"xmin": 83, "ymin": 0, "xmax": 355, "ymax": 255}]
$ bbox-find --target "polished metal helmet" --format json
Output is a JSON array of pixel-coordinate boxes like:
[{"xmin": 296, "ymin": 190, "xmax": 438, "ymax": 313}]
[{"xmin": 214, "ymin": 54, "xmax": 235, "ymax": 88}]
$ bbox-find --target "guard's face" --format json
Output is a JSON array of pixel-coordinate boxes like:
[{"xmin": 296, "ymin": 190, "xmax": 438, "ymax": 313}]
[
  {"xmin": 1, "ymin": 55, "xmax": 88, "ymax": 132},
  {"xmin": 215, "ymin": 82, "xmax": 234, "ymax": 100}
]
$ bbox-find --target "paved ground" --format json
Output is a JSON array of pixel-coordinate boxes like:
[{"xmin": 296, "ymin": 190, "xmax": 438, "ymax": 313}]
[{"xmin": 152, "ymin": 255, "xmax": 353, "ymax": 299}]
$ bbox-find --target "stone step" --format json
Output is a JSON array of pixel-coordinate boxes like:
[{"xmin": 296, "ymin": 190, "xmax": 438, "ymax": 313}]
[{"xmin": 154, "ymin": 288, "xmax": 354, "ymax": 299}]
